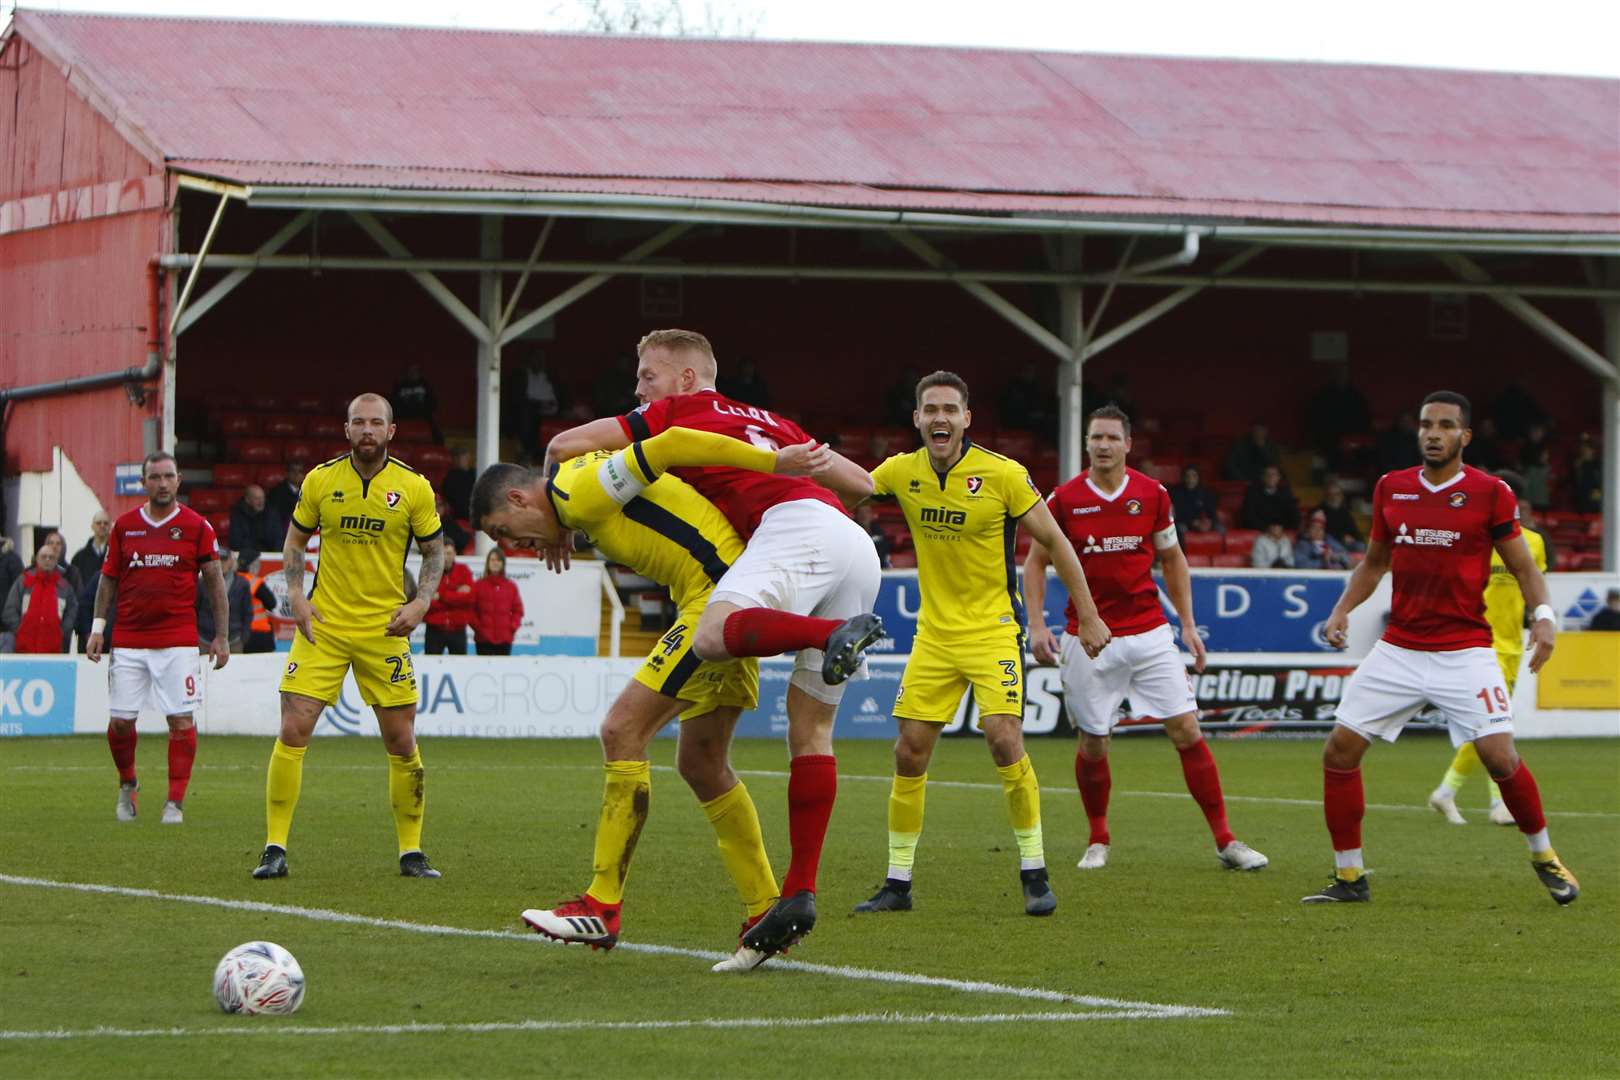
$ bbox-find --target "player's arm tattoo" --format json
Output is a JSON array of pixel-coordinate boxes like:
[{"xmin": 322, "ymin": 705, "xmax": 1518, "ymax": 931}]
[
  {"xmin": 92, "ymin": 574, "xmax": 118, "ymax": 619},
  {"xmin": 201, "ymin": 559, "xmax": 229, "ymax": 638},
  {"xmin": 413, "ymin": 534, "xmax": 444, "ymax": 606},
  {"xmin": 282, "ymin": 524, "xmax": 311, "ymax": 597}
]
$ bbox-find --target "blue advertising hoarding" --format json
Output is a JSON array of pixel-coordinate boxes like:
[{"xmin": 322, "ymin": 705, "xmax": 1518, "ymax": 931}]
[{"xmin": 0, "ymin": 659, "xmax": 77, "ymax": 736}]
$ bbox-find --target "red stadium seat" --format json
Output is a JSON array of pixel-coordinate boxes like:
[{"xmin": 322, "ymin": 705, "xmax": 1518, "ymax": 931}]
[
  {"xmin": 215, "ymin": 412, "xmax": 259, "ymax": 437},
  {"xmin": 1224, "ymin": 529, "xmax": 1261, "ymax": 557},
  {"xmin": 256, "ymin": 464, "xmax": 288, "ymax": 488},
  {"xmin": 1184, "ymin": 554, "xmax": 1214, "ymax": 567},
  {"xmin": 992, "ymin": 431, "xmax": 1037, "ymax": 461},
  {"xmin": 282, "ymin": 439, "xmax": 322, "ymax": 465},
  {"xmin": 234, "ymin": 438, "xmax": 281, "ymax": 463},
  {"xmin": 1210, "ymin": 553, "xmax": 1247, "ymax": 568},
  {"xmin": 1182, "ymin": 533, "xmax": 1224, "ymax": 557},
  {"xmin": 1145, "ymin": 462, "xmax": 1182, "ymax": 485},
  {"xmin": 890, "ymin": 550, "xmax": 917, "ymax": 569},
  {"xmin": 263, "ymin": 414, "xmax": 304, "ymax": 437},
  {"xmin": 207, "ymin": 512, "xmax": 232, "ymax": 543},
  {"xmin": 409, "ymin": 445, "xmax": 453, "ymax": 471},
  {"xmin": 187, "ymin": 488, "xmax": 234, "ymax": 514},
  {"xmin": 309, "ymin": 417, "xmax": 345, "ymax": 439},
  {"xmin": 211, "ymin": 463, "xmax": 254, "ymax": 488},
  {"xmin": 395, "ymin": 419, "xmax": 434, "ymax": 444},
  {"xmin": 288, "ymin": 392, "xmax": 326, "ymax": 413}
]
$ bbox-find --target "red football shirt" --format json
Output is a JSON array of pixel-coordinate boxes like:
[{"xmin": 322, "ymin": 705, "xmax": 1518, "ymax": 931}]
[
  {"xmin": 1370, "ymin": 465, "xmax": 1519, "ymax": 652},
  {"xmin": 102, "ymin": 504, "xmax": 218, "ymax": 649},
  {"xmin": 1047, "ymin": 468, "xmax": 1176, "ymax": 637},
  {"xmin": 618, "ymin": 389, "xmax": 844, "ymax": 538}
]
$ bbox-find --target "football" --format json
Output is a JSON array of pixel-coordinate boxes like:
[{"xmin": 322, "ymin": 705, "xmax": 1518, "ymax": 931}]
[{"xmin": 212, "ymin": 941, "xmax": 306, "ymax": 1016}]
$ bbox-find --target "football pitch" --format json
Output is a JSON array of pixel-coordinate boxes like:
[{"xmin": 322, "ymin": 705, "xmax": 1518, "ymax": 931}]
[{"xmin": 2, "ymin": 733, "xmax": 1616, "ymax": 1078}]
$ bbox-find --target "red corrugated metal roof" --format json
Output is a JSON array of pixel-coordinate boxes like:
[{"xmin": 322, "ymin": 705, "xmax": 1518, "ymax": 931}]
[{"xmin": 12, "ymin": 11, "xmax": 1620, "ymax": 232}]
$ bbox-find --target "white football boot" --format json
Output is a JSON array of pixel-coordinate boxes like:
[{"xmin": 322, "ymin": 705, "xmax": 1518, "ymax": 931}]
[
  {"xmin": 1217, "ymin": 840, "xmax": 1269, "ymax": 870},
  {"xmin": 1076, "ymin": 843, "xmax": 1110, "ymax": 870},
  {"xmin": 1428, "ymin": 788, "xmax": 1468, "ymax": 825},
  {"xmin": 161, "ymin": 800, "xmax": 184, "ymax": 825}
]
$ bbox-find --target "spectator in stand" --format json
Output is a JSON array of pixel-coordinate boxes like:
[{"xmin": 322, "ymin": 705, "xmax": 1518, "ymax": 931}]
[
  {"xmin": 1589, "ymin": 588, "xmax": 1620, "ymax": 631},
  {"xmin": 1185, "ymin": 508, "xmax": 1223, "ymax": 537},
  {"xmin": 1518, "ymin": 424, "xmax": 1552, "ymax": 508},
  {"xmin": 0, "ymin": 537, "xmax": 23, "ymax": 620},
  {"xmin": 519, "ymin": 351, "xmax": 561, "ymax": 454},
  {"xmin": 70, "ymin": 511, "xmax": 112, "ymax": 588},
  {"xmin": 237, "ymin": 549, "xmax": 278, "ymax": 654},
  {"xmin": 230, "ymin": 485, "xmax": 285, "ymax": 556},
  {"xmin": 266, "ymin": 461, "xmax": 305, "ymax": 527},
  {"xmin": 1571, "ymin": 433, "xmax": 1603, "ymax": 515},
  {"xmin": 423, "ymin": 553, "xmax": 474, "ymax": 654},
  {"xmin": 2, "ymin": 540, "xmax": 77, "ymax": 653},
  {"xmin": 198, "ymin": 546, "xmax": 257, "ymax": 654},
  {"xmin": 997, "ymin": 361, "xmax": 1055, "ymax": 439},
  {"xmin": 471, "ymin": 548, "xmax": 524, "ymax": 655},
  {"xmin": 1223, "ymin": 422, "xmax": 1281, "ymax": 483},
  {"xmin": 885, "ymin": 366, "xmax": 922, "ymax": 428},
  {"xmin": 438, "ymin": 493, "xmax": 473, "ymax": 555},
  {"xmin": 443, "ymin": 447, "xmax": 476, "ymax": 522},
  {"xmin": 590, "ymin": 354, "xmax": 638, "ymax": 419},
  {"xmin": 1241, "ymin": 465, "xmax": 1299, "ymax": 532},
  {"xmin": 1467, "ymin": 417, "xmax": 1504, "ymax": 473},
  {"xmin": 1376, "ymin": 411, "xmax": 1422, "ymax": 473},
  {"xmin": 41, "ymin": 530, "xmax": 80, "ymax": 595},
  {"xmin": 1169, "ymin": 465, "xmax": 1219, "ymax": 540},
  {"xmin": 392, "ymin": 361, "xmax": 441, "ymax": 443},
  {"xmin": 724, "ymin": 358, "xmax": 771, "ymax": 410},
  {"xmin": 1306, "ymin": 366, "xmax": 1372, "ymax": 472},
  {"xmin": 1294, "ymin": 510, "xmax": 1350, "ymax": 570},
  {"xmin": 854, "ymin": 503, "xmax": 892, "ymax": 569},
  {"xmin": 1489, "ymin": 380, "xmax": 1546, "ymax": 441},
  {"xmin": 1315, "ymin": 480, "xmax": 1364, "ymax": 553},
  {"xmin": 1250, "ymin": 518, "xmax": 1295, "ymax": 569}
]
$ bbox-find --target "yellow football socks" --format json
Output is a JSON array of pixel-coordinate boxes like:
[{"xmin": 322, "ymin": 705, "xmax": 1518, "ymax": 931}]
[
  {"xmin": 264, "ymin": 739, "xmax": 306, "ymax": 849},
  {"xmin": 886, "ymin": 772, "xmax": 928, "ymax": 878},
  {"xmin": 587, "ymin": 760, "xmax": 651, "ymax": 906},
  {"xmin": 1440, "ymin": 741, "xmax": 1482, "ymax": 795},
  {"xmin": 700, "ymin": 781, "xmax": 779, "ymax": 918},
  {"xmin": 387, "ymin": 748, "xmax": 427, "ymax": 856},
  {"xmin": 997, "ymin": 754, "xmax": 1045, "ymax": 865}
]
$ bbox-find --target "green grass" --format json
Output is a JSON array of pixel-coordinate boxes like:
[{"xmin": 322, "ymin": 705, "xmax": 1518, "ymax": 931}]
[{"xmin": 1, "ymin": 733, "xmax": 1616, "ymax": 1078}]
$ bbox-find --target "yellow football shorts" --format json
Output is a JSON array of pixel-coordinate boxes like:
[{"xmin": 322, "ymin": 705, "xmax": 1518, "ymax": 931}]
[
  {"xmin": 1497, "ymin": 650, "xmax": 1522, "ymax": 696},
  {"xmin": 893, "ymin": 629, "xmax": 1026, "ymax": 723},
  {"xmin": 279, "ymin": 628, "xmax": 419, "ymax": 709},
  {"xmin": 631, "ymin": 605, "xmax": 760, "ymax": 721}
]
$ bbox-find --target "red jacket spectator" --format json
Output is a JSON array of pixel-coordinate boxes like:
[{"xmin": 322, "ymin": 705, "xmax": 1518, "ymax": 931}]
[
  {"xmin": 424, "ymin": 561, "xmax": 475, "ymax": 633},
  {"xmin": 2, "ymin": 545, "xmax": 77, "ymax": 653},
  {"xmin": 471, "ymin": 550, "xmax": 523, "ymax": 655}
]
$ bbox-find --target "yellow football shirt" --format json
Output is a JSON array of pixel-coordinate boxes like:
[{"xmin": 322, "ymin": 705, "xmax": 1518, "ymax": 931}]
[
  {"xmin": 291, "ymin": 454, "xmax": 442, "ymax": 631},
  {"xmin": 1485, "ymin": 525, "xmax": 1548, "ymax": 666},
  {"xmin": 871, "ymin": 439, "xmax": 1040, "ymax": 639},
  {"xmin": 549, "ymin": 450, "xmax": 744, "ymax": 610}
]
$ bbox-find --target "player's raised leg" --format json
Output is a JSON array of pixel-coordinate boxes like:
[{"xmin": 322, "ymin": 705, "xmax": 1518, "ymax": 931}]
[
  {"xmin": 695, "ymin": 599, "xmax": 884, "ymax": 687},
  {"xmin": 1475, "ymin": 733, "xmax": 1579, "ymax": 905}
]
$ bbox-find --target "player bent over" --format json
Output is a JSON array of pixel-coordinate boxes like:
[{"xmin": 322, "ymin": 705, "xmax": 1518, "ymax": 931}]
[
  {"xmin": 250, "ymin": 393, "xmax": 447, "ymax": 880},
  {"xmin": 87, "ymin": 451, "xmax": 229, "ymax": 824},
  {"xmin": 1306, "ymin": 391, "xmax": 1576, "ymax": 905},
  {"xmin": 1427, "ymin": 469, "xmax": 1549, "ymax": 826},
  {"xmin": 850, "ymin": 371, "xmax": 1112, "ymax": 919},
  {"xmin": 1026, "ymin": 406, "xmax": 1268, "ymax": 874},
  {"xmin": 545, "ymin": 330, "xmax": 885, "ymax": 965},
  {"xmin": 471, "ymin": 428, "xmax": 830, "ymax": 959}
]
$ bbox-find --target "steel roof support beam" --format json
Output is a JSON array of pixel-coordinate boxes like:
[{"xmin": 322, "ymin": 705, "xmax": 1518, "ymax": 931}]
[
  {"xmin": 497, "ymin": 222, "xmax": 692, "ymax": 347},
  {"xmin": 350, "ymin": 211, "xmax": 494, "ymax": 345},
  {"xmin": 167, "ymin": 190, "xmax": 231, "ymax": 337},
  {"xmin": 1081, "ymin": 247, "xmax": 1266, "ymax": 361},
  {"xmin": 1434, "ymin": 253, "xmax": 1618, "ymax": 384},
  {"xmin": 1071, "ymin": 272, "xmax": 1620, "ymax": 301},
  {"xmin": 173, "ymin": 210, "xmax": 312, "ymax": 336},
  {"xmin": 476, "ymin": 216, "xmax": 502, "ymax": 555},
  {"xmin": 497, "ymin": 218, "xmax": 556, "ymax": 337}
]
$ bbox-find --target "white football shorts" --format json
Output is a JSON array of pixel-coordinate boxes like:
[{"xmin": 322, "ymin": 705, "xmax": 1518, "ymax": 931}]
[
  {"xmin": 1059, "ymin": 622, "xmax": 1197, "ymax": 736},
  {"xmin": 109, "ymin": 646, "xmax": 204, "ymax": 719},
  {"xmin": 710, "ymin": 498, "xmax": 881, "ymax": 704},
  {"xmin": 1334, "ymin": 640, "xmax": 1513, "ymax": 749}
]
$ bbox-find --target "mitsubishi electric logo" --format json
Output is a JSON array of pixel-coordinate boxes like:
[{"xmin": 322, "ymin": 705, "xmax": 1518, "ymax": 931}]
[
  {"xmin": 1082, "ymin": 534, "xmax": 1139, "ymax": 555},
  {"xmin": 1393, "ymin": 522, "xmax": 1461, "ymax": 547}
]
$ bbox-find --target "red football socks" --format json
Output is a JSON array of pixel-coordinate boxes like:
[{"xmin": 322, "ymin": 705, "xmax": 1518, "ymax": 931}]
[
  {"xmin": 108, "ymin": 726, "xmax": 137, "ymax": 783},
  {"xmin": 1178, "ymin": 740, "xmax": 1236, "ymax": 849},
  {"xmin": 1494, "ymin": 760, "xmax": 1547, "ymax": 835},
  {"xmin": 779, "ymin": 755, "xmax": 837, "ymax": 896},
  {"xmin": 1075, "ymin": 751, "xmax": 1111, "ymax": 846},
  {"xmin": 721, "ymin": 608, "xmax": 842, "ymax": 658},
  {"xmin": 1323, "ymin": 766, "xmax": 1364, "ymax": 852},
  {"xmin": 168, "ymin": 727, "xmax": 197, "ymax": 803}
]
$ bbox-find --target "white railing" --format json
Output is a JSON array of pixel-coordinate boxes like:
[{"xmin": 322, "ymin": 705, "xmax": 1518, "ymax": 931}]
[{"xmin": 600, "ymin": 564, "xmax": 623, "ymax": 657}]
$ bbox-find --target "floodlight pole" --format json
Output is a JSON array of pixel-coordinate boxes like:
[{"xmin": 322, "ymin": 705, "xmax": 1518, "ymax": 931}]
[
  {"xmin": 476, "ymin": 215, "xmax": 502, "ymax": 556},
  {"xmin": 1055, "ymin": 238, "xmax": 1085, "ymax": 482},
  {"xmin": 1602, "ymin": 282, "xmax": 1619, "ymax": 574}
]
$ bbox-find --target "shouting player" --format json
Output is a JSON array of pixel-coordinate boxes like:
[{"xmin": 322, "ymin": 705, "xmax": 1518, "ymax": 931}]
[
  {"xmin": 86, "ymin": 451, "xmax": 229, "ymax": 824},
  {"xmin": 1427, "ymin": 469, "xmax": 1549, "ymax": 826},
  {"xmin": 1306, "ymin": 391, "xmax": 1576, "ymax": 905},
  {"xmin": 851, "ymin": 371, "xmax": 1111, "ymax": 918},
  {"xmin": 470, "ymin": 428, "xmax": 829, "ymax": 960},
  {"xmin": 544, "ymin": 329, "xmax": 884, "ymax": 962},
  {"xmin": 1025, "ymin": 406, "xmax": 1268, "ymax": 873},
  {"xmin": 250, "ymin": 393, "xmax": 447, "ymax": 880}
]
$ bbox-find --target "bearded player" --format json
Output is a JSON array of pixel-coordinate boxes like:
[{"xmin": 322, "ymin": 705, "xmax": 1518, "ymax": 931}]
[
  {"xmin": 1025, "ymin": 406, "xmax": 1269, "ymax": 874},
  {"xmin": 544, "ymin": 329, "xmax": 884, "ymax": 962},
  {"xmin": 1305, "ymin": 391, "xmax": 1576, "ymax": 905},
  {"xmin": 87, "ymin": 451, "xmax": 229, "ymax": 824}
]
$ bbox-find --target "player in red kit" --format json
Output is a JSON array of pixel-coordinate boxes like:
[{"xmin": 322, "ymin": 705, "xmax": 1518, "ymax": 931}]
[
  {"xmin": 1305, "ymin": 391, "xmax": 1576, "ymax": 905},
  {"xmin": 1025, "ymin": 406, "xmax": 1268, "ymax": 873},
  {"xmin": 545, "ymin": 329, "xmax": 884, "ymax": 967},
  {"xmin": 86, "ymin": 452, "xmax": 229, "ymax": 824}
]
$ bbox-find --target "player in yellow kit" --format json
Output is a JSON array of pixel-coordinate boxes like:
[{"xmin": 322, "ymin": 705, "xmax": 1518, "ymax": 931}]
[
  {"xmin": 1428, "ymin": 470, "xmax": 1550, "ymax": 825},
  {"xmin": 469, "ymin": 425, "xmax": 831, "ymax": 963},
  {"xmin": 849, "ymin": 371, "xmax": 1112, "ymax": 918},
  {"xmin": 252, "ymin": 393, "xmax": 448, "ymax": 880}
]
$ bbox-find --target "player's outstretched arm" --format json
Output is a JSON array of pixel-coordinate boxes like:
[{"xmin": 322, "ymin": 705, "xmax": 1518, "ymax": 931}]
[
  {"xmin": 1323, "ymin": 539, "xmax": 1390, "ymax": 649},
  {"xmin": 388, "ymin": 533, "xmax": 443, "ymax": 638},
  {"xmin": 808, "ymin": 449, "xmax": 875, "ymax": 502},
  {"xmin": 545, "ymin": 418, "xmax": 632, "ymax": 468},
  {"xmin": 1157, "ymin": 541, "xmax": 1208, "ymax": 673},
  {"xmin": 1021, "ymin": 499, "xmax": 1110, "ymax": 657},
  {"xmin": 1497, "ymin": 533, "xmax": 1557, "ymax": 673},
  {"xmin": 282, "ymin": 523, "xmax": 321, "ymax": 644},
  {"xmin": 1021, "ymin": 540, "xmax": 1060, "ymax": 664},
  {"xmin": 85, "ymin": 574, "xmax": 118, "ymax": 662},
  {"xmin": 201, "ymin": 559, "xmax": 230, "ymax": 670}
]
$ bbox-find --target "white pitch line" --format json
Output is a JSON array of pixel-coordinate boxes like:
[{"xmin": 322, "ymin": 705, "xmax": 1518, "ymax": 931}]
[
  {"xmin": 0, "ymin": 873, "xmax": 1226, "ymax": 1019},
  {"xmin": 9, "ymin": 761, "xmax": 1615, "ymax": 818},
  {"xmin": 0, "ymin": 1008, "xmax": 1199, "ymax": 1042}
]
